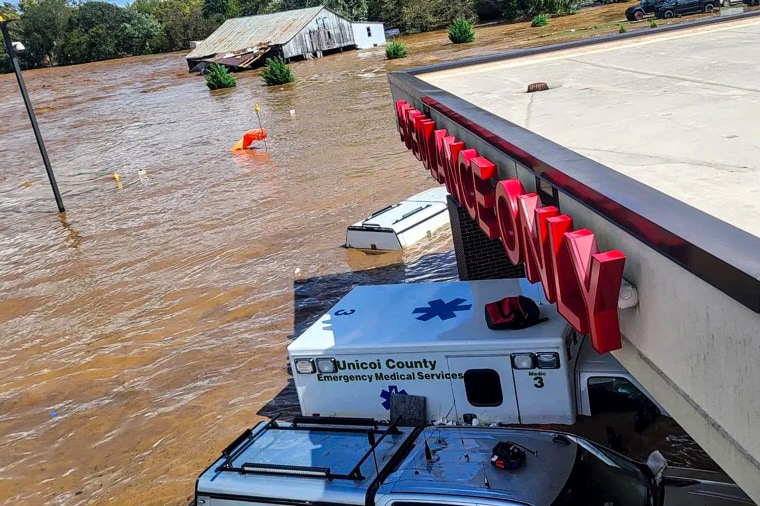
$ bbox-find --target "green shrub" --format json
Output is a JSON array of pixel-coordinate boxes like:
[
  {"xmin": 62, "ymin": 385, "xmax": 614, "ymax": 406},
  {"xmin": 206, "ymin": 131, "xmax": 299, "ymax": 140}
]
[
  {"xmin": 531, "ymin": 14, "xmax": 549, "ymax": 27},
  {"xmin": 385, "ymin": 40, "xmax": 408, "ymax": 59},
  {"xmin": 448, "ymin": 18, "xmax": 476, "ymax": 43},
  {"xmin": 261, "ymin": 56, "xmax": 295, "ymax": 86},
  {"xmin": 649, "ymin": 20, "xmax": 658, "ymax": 28},
  {"xmin": 619, "ymin": 24, "xmax": 627, "ymax": 33},
  {"xmin": 205, "ymin": 63, "xmax": 236, "ymax": 90}
]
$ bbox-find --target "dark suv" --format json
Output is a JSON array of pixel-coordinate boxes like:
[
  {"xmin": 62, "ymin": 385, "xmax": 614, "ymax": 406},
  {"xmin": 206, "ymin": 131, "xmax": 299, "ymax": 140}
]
[
  {"xmin": 654, "ymin": 0, "xmax": 721, "ymax": 17},
  {"xmin": 625, "ymin": 0, "xmax": 661, "ymax": 20}
]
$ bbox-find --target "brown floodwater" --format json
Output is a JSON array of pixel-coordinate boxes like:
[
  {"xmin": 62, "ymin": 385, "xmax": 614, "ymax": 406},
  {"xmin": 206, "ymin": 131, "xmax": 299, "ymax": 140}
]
[
  {"xmin": 0, "ymin": 47, "xmax": 459, "ymax": 505},
  {"xmin": 0, "ymin": 9, "xmax": 729, "ymax": 503}
]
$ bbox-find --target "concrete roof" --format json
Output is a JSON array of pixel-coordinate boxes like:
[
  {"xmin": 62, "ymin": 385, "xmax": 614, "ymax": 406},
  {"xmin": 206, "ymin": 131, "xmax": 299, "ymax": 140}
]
[
  {"xmin": 186, "ymin": 6, "xmax": 324, "ymax": 59},
  {"xmin": 418, "ymin": 17, "xmax": 760, "ymax": 238}
]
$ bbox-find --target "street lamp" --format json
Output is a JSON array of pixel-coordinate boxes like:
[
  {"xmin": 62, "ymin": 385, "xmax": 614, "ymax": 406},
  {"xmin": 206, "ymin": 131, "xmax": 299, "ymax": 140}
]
[{"xmin": 1, "ymin": 15, "xmax": 64, "ymax": 212}]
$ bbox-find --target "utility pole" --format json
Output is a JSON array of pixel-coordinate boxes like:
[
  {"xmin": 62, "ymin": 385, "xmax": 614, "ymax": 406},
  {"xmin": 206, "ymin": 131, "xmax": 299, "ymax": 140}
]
[{"xmin": 1, "ymin": 16, "xmax": 65, "ymax": 213}]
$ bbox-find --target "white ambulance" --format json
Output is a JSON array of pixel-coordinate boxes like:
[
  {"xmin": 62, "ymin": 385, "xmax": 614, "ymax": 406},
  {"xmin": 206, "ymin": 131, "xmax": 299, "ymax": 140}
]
[{"xmin": 287, "ymin": 279, "xmax": 667, "ymax": 426}]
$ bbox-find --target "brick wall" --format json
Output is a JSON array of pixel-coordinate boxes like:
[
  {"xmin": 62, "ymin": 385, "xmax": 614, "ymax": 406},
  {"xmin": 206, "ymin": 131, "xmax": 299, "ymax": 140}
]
[{"xmin": 447, "ymin": 195, "xmax": 525, "ymax": 280}]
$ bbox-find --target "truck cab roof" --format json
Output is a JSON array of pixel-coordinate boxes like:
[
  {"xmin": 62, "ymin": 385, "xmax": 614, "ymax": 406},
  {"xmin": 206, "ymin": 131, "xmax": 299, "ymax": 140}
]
[
  {"xmin": 377, "ymin": 425, "xmax": 576, "ymax": 505},
  {"xmin": 196, "ymin": 417, "xmax": 579, "ymax": 506},
  {"xmin": 196, "ymin": 417, "xmax": 418, "ymax": 505},
  {"xmin": 287, "ymin": 279, "xmax": 569, "ymax": 355}
]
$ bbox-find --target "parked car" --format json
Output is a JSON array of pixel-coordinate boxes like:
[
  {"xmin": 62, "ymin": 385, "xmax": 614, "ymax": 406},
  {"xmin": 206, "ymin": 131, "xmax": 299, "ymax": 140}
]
[
  {"xmin": 744, "ymin": 0, "xmax": 759, "ymax": 5},
  {"xmin": 654, "ymin": 0, "xmax": 721, "ymax": 17},
  {"xmin": 626, "ymin": 0, "xmax": 662, "ymax": 20}
]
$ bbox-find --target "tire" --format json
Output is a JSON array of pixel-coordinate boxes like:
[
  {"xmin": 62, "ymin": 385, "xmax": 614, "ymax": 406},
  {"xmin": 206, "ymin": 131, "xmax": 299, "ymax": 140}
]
[
  {"xmin": 704, "ymin": 3, "xmax": 714, "ymax": 11},
  {"xmin": 664, "ymin": 9, "xmax": 675, "ymax": 16},
  {"xmin": 753, "ymin": 0, "xmax": 759, "ymax": 6},
  {"xmin": 634, "ymin": 9, "xmax": 645, "ymax": 19}
]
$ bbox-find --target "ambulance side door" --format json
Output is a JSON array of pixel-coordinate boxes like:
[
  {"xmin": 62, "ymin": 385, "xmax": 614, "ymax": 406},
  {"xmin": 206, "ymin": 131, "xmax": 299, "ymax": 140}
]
[{"xmin": 446, "ymin": 355, "xmax": 520, "ymax": 424}]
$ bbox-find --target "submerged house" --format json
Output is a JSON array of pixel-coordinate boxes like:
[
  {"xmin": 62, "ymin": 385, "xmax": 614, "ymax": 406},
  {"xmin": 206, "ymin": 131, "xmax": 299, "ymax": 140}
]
[{"xmin": 186, "ymin": 6, "xmax": 384, "ymax": 72}]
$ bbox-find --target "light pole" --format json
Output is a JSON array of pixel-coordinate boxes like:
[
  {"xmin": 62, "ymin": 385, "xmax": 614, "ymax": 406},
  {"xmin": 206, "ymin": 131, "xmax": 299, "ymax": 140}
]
[{"xmin": 1, "ymin": 15, "xmax": 65, "ymax": 213}]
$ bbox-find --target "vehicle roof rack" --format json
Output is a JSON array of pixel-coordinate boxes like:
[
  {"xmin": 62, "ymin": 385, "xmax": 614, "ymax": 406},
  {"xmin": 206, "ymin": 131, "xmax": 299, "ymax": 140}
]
[{"xmin": 217, "ymin": 415, "xmax": 403, "ymax": 481}]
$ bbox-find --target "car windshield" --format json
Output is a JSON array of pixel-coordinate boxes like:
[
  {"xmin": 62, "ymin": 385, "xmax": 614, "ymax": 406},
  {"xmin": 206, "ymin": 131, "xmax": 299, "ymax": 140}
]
[{"xmin": 551, "ymin": 437, "xmax": 651, "ymax": 506}]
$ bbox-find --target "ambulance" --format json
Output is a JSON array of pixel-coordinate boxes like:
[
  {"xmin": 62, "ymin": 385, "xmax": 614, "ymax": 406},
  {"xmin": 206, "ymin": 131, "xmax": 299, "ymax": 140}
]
[{"xmin": 287, "ymin": 279, "xmax": 666, "ymax": 426}]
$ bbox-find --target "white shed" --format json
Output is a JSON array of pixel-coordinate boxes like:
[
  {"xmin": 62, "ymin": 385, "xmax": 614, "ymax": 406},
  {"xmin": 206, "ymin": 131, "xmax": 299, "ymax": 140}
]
[{"xmin": 351, "ymin": 22, "xmax": 387, "ymax": 49}]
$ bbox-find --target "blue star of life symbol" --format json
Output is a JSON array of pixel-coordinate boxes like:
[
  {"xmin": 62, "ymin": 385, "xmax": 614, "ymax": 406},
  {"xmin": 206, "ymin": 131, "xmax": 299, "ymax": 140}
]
[
  {"xmin": 380, "ymin": 385, "xmax": 407, "ymax": 411},
  {"xmin": 413, "ymin": 298, "xmax": 472, "ymax": 321}
]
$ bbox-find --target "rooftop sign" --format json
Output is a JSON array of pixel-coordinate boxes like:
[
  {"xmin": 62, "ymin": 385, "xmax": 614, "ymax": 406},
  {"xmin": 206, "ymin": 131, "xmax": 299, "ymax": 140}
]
[{"xmin": 395, "ymin": 99, "xmax": 626, "ymax": 354}]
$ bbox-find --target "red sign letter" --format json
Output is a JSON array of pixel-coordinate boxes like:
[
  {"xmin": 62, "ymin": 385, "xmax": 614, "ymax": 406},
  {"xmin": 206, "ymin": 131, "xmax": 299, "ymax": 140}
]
[
  {"xmin": 458, "ymin": 148, "xmax": 479, "ymax": 219},
  {"xmin": 471, "ymin": 157, "xmax": 498, "ymax": 239},
  {"xmin": 416, "ymin": 118, "xmax": 437, "ymax": 177},
  {"xmin": 442, "ymin": 137, "xmax": 465, "ymax": 205},
  {"xmin": 431, "ymin": 130, "xmax": 447, "ymax": 183},
  {"xmin": 494, "ymin": 179, "xmax": 525, "ymax": 265},
  {"xmin": 547, "ymin": 215, "xmax": 588, "ymax": 334},
  {"xmin": 517, "ymin": 194, "xmax": 560, "ymax": 302},
  {"xmin": 394, "ymin": 100, "xmax": 409, "ymax": 144},
  {"xmin": 565, "ymin": 230, "xmax": 626, "ymax": 354},
  {"xmin": 404, "ymin": 108, "xmax": 422, "ymax": 159}
]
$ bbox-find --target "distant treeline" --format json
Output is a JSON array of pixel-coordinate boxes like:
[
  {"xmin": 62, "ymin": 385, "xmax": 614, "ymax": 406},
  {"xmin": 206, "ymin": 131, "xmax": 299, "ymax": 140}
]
[{"xmin": 0, "ymin": 0, "xmax": 580, "ymax": 71}]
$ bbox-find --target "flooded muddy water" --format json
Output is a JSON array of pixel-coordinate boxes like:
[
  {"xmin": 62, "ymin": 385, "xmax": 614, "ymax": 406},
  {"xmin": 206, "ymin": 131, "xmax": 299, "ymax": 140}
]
[
  {"xmin": 0, "ymin": 48, "xmax": 457, "ymax": 505},
  {"xmin": 0, "ymin": 12, "xmax": 724, "ymax": 504}
]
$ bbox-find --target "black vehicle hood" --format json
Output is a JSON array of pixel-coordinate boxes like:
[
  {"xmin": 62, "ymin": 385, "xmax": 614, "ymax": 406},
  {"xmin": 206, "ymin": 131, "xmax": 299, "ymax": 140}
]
[{"xmin": 663, "ymin": 468, "xmax": 755, "ymax": 506}]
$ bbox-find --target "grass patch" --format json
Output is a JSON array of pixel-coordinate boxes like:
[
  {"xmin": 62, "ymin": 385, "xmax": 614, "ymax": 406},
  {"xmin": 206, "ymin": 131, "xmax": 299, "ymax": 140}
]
[
  {"xmin": 650, "ymin": 20, "xmax": 658, "ymax": 27},
  {"xmin": 448, "ymin": 18, "xmax": 476, "ymax": 43},
  {"xmin": 385, "ymin": 40, "xmax": 409, "ymax": 59},
  {"xmin": 532, "ymin": 14, "xmax": 550, "ymax": 27},
  {"xmin": 619, "ymin": 24, "xmax": 627, "ymax": 33},
  {"xmin": 205, "ymin": 63, "xmax": 236, "ymax": 90},
  {"xmin": 261, "ymin": 57, "xmax": 295, "ymax": 86}
]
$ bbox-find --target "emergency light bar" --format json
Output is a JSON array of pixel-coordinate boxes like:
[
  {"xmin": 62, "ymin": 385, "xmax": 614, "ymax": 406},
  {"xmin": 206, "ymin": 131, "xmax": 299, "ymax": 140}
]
[
  {"xmin": 511, "ymin": 352, "xmax": 560, "ymax": 370},
  {"xmin": 241, "ymin": 463, "xmax": 332, "ymax": 479}
]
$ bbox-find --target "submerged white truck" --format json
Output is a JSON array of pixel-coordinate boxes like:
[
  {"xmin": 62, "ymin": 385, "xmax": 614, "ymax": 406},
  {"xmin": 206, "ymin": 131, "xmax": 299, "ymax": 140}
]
[{"xmin": 287, "ymin": 279, "xmax": 666, "ymax": 427}]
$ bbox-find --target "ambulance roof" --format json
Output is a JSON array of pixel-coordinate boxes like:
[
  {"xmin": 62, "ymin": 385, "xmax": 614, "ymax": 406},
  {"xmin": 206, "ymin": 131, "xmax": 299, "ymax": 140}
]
[{"xmin": 287, "ymin": 279, "xmax": 569, "ymax": 355}]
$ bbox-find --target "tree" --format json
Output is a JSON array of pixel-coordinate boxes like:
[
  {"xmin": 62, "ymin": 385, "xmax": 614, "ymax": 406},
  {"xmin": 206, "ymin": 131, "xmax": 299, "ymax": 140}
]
[
  {"xmin": 133, "ymin": 0, "xmax": 217, "ymax": 51},
  {"xmin": 324, "ymin": 0, "xmax": 368, "ymax": 20},
  {"xmin": 400, "ymin": 0, "xmax": 474, "ymax": 32},
  {"xmin": 0, "ymin": 3, "xmax": 21, "ymax": 72},
  {"xmin": 62, "ymin": 1, "xmax": 126, "ymax": 62},
  {"xmin": 377, "ymin": 0, "xmax": 404, "ymax": 28},
  {"xmin": 75, "ymin": 1, "xmax": 125, "ymax": 32},
  {"xmin": 119, "ymin": 7, "xmax": 165, "ymax": 55},
  {"xmin": 502, "ymin": 0, "xmax": 579, "ymax": 20},
  {"xmin": 18, "ymin": 0, "xmax": 71, "ymax": 67},
  {"xmin": 238, "ymin": 0, "xmax": 269, "ymax": 15},
  {"xmin": 203, "ymin": 0, "xmax": 232, "ymax": 20}
]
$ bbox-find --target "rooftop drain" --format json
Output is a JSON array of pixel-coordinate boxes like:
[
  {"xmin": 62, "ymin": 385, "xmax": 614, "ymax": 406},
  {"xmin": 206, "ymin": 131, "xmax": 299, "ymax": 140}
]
[{"xmin": 527, "ymin": 82, "xmax": 549, "ymax": 93}]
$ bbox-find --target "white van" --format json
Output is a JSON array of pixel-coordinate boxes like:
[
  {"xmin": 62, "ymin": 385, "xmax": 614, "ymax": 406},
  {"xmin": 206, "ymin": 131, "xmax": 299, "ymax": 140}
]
[{"xmin": 287, "ymin": 279, "xmax": 666, "ymax": 426}]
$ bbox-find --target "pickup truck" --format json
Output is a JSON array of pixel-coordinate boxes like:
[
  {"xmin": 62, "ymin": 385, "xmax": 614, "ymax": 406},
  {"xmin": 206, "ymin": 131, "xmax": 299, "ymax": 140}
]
[
  {"xmin": 194, "ymin": 416, "xmax": 753, "ymax": 506},
  {"xmin": 626, "ymin": 0, "xmax": 661, "ymax": 20}
]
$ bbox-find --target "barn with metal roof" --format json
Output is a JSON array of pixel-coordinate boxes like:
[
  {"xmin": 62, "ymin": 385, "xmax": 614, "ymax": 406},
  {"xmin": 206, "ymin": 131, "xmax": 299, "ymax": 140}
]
[{"xmin": 185, "ymin": 6, "xmax": 361, "ymax": 71}]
